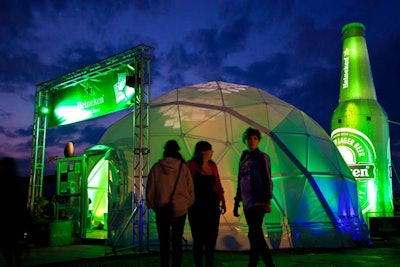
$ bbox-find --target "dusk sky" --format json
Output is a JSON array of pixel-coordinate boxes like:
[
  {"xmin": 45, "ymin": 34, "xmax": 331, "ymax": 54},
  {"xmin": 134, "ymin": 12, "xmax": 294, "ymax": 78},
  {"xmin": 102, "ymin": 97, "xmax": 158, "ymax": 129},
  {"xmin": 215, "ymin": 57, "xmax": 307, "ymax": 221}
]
[{"xmin": 1, "ymin": 0, "xmax": 400, "ymax": 196}]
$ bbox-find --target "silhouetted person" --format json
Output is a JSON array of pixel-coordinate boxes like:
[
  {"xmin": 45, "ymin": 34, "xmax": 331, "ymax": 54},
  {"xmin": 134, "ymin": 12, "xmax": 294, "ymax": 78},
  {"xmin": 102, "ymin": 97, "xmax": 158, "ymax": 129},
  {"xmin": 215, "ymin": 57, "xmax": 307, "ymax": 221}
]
[
  {"xmin": 146, "ymin": 140, "xmax": 195, "ymax": 267},
  {"xmin": 32, "ymin": 196, "xmax": 55, "ymax": 246},
  {"xmin": 37, "ymin": 197, "xmax": 55, "ymax": 221},
  {"xmin": 233, "ymin": 128, "xmax": 275, "ymax": 267},
  {"xmin": 187, "ymin": 141, "xmax": 226, "ymax": 267},
  {"xmin": 0, "ymin": 156, "xmax": 25, "ymax": 267}
]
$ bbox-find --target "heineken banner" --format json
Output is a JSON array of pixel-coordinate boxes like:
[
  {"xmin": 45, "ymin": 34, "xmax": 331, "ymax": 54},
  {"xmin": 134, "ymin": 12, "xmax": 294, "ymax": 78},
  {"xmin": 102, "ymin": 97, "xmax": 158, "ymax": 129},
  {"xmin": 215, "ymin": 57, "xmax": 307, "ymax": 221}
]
[{"xmin": 48, "ymin": 65, "xmax": 136, "ymax": 127}]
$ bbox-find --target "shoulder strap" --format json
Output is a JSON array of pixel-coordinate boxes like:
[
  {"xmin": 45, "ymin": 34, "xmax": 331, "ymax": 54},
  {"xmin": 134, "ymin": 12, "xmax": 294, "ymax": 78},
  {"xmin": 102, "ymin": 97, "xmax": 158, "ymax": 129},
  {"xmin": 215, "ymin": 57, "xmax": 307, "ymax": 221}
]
[{"xmin": 170, "ymin": 160, "xmax": 183, "ymax": 202}]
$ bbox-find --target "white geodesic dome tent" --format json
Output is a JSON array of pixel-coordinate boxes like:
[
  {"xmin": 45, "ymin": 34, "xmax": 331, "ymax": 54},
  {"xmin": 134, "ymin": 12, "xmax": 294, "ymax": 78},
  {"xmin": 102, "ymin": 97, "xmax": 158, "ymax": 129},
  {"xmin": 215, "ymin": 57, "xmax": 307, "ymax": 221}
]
[{"xmin": 99, "ymin": 81, "xmax": 369, "ymax": 250}]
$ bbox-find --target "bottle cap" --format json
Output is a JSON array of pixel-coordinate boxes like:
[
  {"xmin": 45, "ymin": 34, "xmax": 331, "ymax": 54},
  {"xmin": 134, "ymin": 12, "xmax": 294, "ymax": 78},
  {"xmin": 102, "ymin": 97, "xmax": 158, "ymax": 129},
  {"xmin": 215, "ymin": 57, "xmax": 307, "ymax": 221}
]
[{"xmin": 342, "ymin": 22, "xmax": 365, "ymax": 39}]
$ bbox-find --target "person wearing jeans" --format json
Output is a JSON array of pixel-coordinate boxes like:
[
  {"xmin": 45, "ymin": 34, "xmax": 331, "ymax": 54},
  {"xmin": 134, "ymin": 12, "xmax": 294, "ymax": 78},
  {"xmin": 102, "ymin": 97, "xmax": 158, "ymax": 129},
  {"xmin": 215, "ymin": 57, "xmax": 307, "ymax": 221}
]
[
  {"xmin": 233, "ymin": 127, "xmax": 274, "ymax": 267},
  {"xmin": 146, "ymin": 140, "xmax": 195, "ymax": 267},
  {"xmin": 155, "ymin": 214, "xmax": 186, "ymax": 267}
]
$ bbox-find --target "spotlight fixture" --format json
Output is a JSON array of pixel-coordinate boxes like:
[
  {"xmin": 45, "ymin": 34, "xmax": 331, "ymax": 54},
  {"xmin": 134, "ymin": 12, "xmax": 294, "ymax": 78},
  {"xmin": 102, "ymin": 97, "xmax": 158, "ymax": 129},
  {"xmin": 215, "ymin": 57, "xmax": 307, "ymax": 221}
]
[{"xmin": 39, "ymin": 105, "xmax": 50, "ymax": 115}]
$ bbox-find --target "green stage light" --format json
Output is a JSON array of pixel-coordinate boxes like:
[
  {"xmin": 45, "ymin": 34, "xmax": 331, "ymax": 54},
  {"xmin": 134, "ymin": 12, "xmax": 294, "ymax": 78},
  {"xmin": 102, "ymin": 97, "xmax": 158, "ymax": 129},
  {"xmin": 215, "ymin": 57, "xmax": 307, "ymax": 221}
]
[{"xmin": 39, "ymin": 105, "xmax": 50, "ymax": 115}]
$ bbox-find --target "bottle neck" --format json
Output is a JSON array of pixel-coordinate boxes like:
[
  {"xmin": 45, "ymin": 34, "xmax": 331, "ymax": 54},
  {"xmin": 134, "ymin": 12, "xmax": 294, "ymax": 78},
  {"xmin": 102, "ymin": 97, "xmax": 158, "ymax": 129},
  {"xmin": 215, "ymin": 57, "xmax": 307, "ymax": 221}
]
[{"xmin": 339, "ymin": 33, "xmax": 377, "ymax": 102}]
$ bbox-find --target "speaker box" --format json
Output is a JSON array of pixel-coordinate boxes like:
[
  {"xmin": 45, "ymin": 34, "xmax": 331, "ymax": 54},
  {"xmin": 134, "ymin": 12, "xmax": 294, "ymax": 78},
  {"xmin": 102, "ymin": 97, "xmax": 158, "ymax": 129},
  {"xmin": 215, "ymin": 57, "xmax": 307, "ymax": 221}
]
[{"xmin": 369, "ymin": 216, "xmax": 400, "ymax": 238}]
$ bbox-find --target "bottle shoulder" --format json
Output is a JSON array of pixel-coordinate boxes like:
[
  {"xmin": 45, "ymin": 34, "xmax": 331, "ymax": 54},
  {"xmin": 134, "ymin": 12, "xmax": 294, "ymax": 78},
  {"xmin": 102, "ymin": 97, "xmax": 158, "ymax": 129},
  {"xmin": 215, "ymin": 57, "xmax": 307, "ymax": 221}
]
[
  {"xmin": 332, "ymin": 99, "xmax": 387, "ymax": 118},
  {"xmin": 334, "ymin": 99, "xmax": 385, "ymax": 110}
]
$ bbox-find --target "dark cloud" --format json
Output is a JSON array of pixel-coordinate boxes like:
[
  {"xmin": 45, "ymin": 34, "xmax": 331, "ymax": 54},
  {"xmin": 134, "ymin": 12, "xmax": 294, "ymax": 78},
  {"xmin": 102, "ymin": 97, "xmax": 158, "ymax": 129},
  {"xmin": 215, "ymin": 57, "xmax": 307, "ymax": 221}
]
[
  {"xmin": 164, "ymin": 44, "xmax": 194, "ymax": 88},
  {"xmin": 0, "ymin": 51, "xmax": 44, "ymax": 90},
  {"xmin": 227, "ymin": 53, "xmax": 293, "ymax": 90},
  {"xmin": 289, "ymin": 67, "xmax": 339, "ymax": 132},
  {"xmin": 53, "ymin": 44, "xmax": 105, "ymax": 75},
  {"xmin": 0, "ymin": 0, "xmax": 34, "ymax": 39},
  {"xmin": 161, "ymin": 18, "xmax": 253, "ymax": 88},
  {"xmin": 287, "ymin": 16, "xmax": 339, "ymax": 65},
  {"xmin": 0, "ymin": 108, "xmax": 12, "ymax": 121},
  {"xmin": 15, "ymin": 125, "xmax": 34, "ymax": 137},
  {"xmin": 369, "ymin": 33, "xmax": 400, "ymax": 122},
  {"xmin": 217, "ymin": 0, "xmax": 294, "ymax": 23},
  {"xmin": 79, "ymin": 123, "xmax": 108, "ymax": 144},
  {"xmin": 45, "ymin": 122, "xmax": 102, "ymax": 148},
  {"xmin": 0, "ymin": 125, "xmax": 27, "ymax": 139}
]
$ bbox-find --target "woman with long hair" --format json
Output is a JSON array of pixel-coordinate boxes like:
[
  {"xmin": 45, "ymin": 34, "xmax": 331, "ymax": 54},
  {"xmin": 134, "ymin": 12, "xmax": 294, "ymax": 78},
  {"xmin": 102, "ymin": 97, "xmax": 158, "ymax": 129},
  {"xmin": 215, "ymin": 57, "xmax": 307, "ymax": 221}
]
[{"xmin": 187, "ymin": 141, "xmax": 226, "ymax": 267}]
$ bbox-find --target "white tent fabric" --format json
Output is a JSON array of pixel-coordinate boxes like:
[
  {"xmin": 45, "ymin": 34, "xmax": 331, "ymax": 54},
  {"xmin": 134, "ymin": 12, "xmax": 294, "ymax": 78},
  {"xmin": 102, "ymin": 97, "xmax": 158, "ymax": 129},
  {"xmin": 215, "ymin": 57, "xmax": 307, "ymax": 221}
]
[{"xmin": 99, "ymin": 81, "xmax": 369, "ymax": 250}]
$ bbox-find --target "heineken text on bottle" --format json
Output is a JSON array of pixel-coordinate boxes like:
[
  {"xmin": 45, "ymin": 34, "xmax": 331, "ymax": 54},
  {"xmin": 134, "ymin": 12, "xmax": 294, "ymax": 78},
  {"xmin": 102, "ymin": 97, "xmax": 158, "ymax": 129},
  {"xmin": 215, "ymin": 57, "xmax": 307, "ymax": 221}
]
[
  {"xmin": 331, "ymin": 128, "xmax": 376, "ymax": 180},
  {"xmin": 330, "ymin": 22, "xmax": 393, "ymax": 220}
]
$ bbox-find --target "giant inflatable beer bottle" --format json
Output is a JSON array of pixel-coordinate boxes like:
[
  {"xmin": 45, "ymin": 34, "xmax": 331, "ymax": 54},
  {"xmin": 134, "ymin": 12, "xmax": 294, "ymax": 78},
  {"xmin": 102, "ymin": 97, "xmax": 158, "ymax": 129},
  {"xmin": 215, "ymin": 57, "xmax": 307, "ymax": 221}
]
[{"xmin": 331, "ymin": 22, "xmax": 393, "ymax": 222}]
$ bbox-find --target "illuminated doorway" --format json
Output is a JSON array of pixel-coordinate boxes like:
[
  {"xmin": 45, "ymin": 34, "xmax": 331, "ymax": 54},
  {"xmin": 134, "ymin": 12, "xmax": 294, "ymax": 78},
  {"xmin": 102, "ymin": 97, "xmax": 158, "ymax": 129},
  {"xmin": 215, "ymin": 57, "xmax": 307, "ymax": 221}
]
[{"xmin": 84, "ymin": 145, "xmax": 114, "ymax": 241}]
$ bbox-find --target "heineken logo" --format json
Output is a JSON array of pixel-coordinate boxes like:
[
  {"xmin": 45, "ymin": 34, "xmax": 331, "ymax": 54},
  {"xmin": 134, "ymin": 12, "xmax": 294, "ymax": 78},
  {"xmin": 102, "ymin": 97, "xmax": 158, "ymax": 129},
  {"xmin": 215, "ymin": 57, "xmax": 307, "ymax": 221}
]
[
  {"xmin": 331, "ymin": 128, "xmax": 376, "ymax": 180},
  {"xmin": 342, "ymin": 48, "xmax": 350, "ymax": 89},
  {"xmin": 349, "ymin": 163, "xmax": 375, "ymax": 180}
]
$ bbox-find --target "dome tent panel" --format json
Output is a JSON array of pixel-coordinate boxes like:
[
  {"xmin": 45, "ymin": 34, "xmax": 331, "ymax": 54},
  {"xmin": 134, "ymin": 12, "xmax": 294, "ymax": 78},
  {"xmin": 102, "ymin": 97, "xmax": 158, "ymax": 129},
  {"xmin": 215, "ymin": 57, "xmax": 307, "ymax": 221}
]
[
  {"xmin": 269, "ymin": 174, "xmax": 332, "ymax": 225},
  {"xmin": 301, "ymin": 111, "xmax": 332, "ymax": 139},
  {"xmin": 307, "ymin": 136, "xmax": 351, "ymax": 174},
  {"xmin": 274, "ymin": 133, "xmax": 309, "ymax": 170},
  {"xmin": 179, "ymin": 89, "xmax": 225, "ymax": 107},
  {"xmin": 313, "ymin": 175, "xmax": 348, "ymax": 214},
  {"xmin": 271, "ymin": 175, "xmax": 308, "ymax": 220},
  {"xmin": 265, "ymin": 103, "xmax": 295, "ymax": 131},
  {"xmin": 210, "ymin": 144, "xmax": 241, "ymax": 179},
  {"xmin": 337, "ymin": 178, "xmax": 362, "ymax": 217},
  {"xmin": 258, "ymin": 88, "xmax": 295, "ymax": 107},
  {"xmin": 178, "ymin": 107, "xmax": 228, "ymax": 141},
  {"xmin": 231, "ymin": 103, "xmax": 270, "ymax": 127},
  {"xmin": 306, "ymin": 137, "xmax": 344, "ymax": 173},
  {"xmin": 294, "ymin": 180, "xmax": 332, "ymax": 223},
  {"xmin": 98, "ymin": 81, "xmax": 369, "ymax": 250},
  {"xmin": 271, "ymin": 107, "xmax": 309, "ymax": 134},
  {"xmin": 151, "ymin": 88, "xmax": 178, "ymax": 104},
  {"xmin": 100, "ymin": 113, "xmax": 134, "ymax": 146},
  {"xmin": 266, "ymin": 137, "xmax": 303, "ymax": 176},
  {"xmin": 193, "ymin": 81, "xmax": 258, "ymax": 108},
  {"xmin": 152, "ymin": 105, "xmax": 182, "ymax": 131}
]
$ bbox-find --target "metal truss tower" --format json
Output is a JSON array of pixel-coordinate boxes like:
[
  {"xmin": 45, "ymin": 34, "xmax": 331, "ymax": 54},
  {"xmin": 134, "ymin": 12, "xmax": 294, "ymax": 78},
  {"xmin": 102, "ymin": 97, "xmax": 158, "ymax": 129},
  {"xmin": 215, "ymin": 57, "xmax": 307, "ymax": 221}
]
[{"xmin": 129, "ymin": 47, "xmax": 152, "ymax": 250}]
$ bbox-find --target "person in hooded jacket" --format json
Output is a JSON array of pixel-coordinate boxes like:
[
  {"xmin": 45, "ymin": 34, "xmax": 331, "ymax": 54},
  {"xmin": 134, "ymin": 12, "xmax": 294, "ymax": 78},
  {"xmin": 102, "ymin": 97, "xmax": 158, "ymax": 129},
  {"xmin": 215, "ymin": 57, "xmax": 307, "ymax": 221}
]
[{"xmin": 146, "ymin": 140, "xmax": 195, "ymax": 267}]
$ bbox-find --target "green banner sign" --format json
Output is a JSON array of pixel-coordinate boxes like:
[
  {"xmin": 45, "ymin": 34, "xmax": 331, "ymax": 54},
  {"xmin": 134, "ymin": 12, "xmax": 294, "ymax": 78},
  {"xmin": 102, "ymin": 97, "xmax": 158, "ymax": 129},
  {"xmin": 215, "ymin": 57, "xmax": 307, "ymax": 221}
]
[{"xmin": 48, "ymin": 66, "xmax": 136, "ymax": 127}]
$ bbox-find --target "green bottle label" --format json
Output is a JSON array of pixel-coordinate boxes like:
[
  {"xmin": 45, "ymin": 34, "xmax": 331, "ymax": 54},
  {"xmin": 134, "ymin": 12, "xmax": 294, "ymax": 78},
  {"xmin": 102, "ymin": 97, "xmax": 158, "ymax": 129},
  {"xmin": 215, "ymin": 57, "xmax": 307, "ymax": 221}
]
[
  {"xmin": 342, "ymin": 48, "xmax": 350, "ymax": 89},
  {"xmin": 331, "ymin": 128, "xmax": 376, "ymax": 180}
]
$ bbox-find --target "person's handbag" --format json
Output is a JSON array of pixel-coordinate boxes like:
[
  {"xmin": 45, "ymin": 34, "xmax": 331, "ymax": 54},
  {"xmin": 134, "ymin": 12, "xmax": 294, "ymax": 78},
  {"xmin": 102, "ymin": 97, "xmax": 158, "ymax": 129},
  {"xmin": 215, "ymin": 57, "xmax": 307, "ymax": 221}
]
[{"xmin": 158, "ymin": 160, "xmax": 182, "ymax": 218}]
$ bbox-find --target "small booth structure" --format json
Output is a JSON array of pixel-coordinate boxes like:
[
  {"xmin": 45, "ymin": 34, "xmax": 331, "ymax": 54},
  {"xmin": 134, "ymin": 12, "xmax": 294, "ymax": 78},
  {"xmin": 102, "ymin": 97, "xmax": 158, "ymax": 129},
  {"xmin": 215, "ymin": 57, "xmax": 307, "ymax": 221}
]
[{"xmin": 53, "ymin": 145, "xmax": 140, "ymax": 247}]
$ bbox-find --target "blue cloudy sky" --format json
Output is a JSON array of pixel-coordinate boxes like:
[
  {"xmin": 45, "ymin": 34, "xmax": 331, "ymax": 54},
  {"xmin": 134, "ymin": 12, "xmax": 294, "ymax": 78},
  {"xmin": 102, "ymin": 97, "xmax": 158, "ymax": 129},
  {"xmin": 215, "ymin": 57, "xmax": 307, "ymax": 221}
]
[{"xmin": 1, "ymin": 0, "xmax": 400, "ymax": 190}]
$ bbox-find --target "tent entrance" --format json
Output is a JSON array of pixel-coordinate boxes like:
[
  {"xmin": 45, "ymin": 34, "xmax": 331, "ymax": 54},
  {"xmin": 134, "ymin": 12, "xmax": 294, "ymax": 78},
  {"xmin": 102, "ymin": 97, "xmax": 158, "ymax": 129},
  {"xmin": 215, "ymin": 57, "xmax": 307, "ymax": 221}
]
[{"xmin": 85, "ymin": 150, "xmax": 110, "ymax": 241}]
